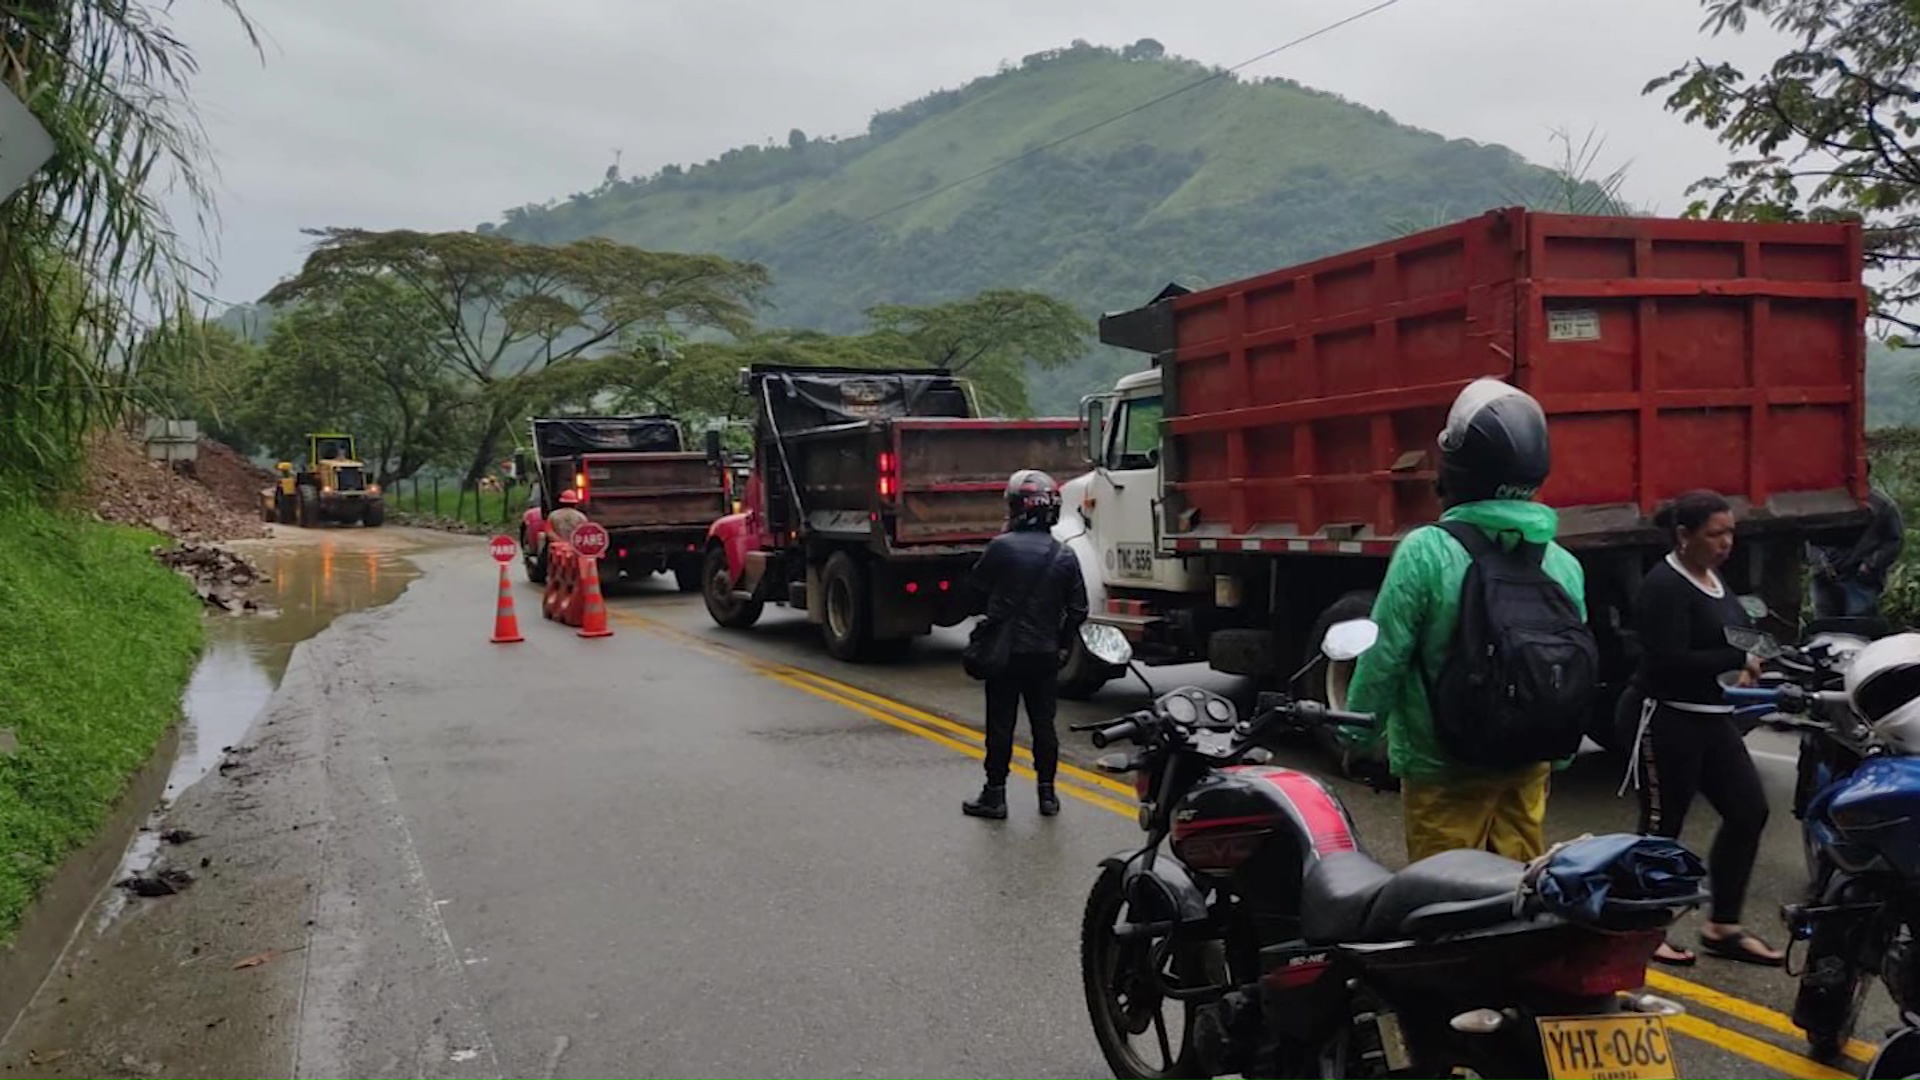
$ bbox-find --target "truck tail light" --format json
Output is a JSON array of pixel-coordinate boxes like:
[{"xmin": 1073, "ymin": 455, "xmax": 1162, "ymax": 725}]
[
  {"xmin": 877, "ymin": 451, "xmax": 897, "ymax": 501},
  {"xmin": 904, "ymin": 581, "xmax": 919, "ymax": 594},
  {"xmin": 575, "ymin": 470, "xmax": 589, "ymax": 501}
]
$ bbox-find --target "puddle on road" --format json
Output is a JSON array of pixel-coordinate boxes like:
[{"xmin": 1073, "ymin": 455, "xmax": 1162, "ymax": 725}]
[
  {"xmin": 168, "ymin": 538, "xmax": 419, "ymax": 799},
  {"xmin": 102, "ymin": 532, "xmax": 427, "ymax": 926}
]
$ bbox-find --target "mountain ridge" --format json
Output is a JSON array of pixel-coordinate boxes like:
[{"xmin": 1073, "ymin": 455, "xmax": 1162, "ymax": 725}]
[{"xmin": 486, "ymin": 41, "xmax": 1593, "ymax": 409}]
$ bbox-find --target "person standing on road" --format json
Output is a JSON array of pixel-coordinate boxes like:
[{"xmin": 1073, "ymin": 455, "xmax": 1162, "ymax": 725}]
[
  {"xmin": 1628, "ymin": 490, "xmax": 1782, "ymax": 968},
  {"xmin": 1811, "ymin": 472, "xmax": 1905, "ymax": 619},
  {"xmin": 548, "ymin": 488, "xmax": 588, "ymax": 544},
  {"xmin": 961, "ymin": 470, "xmax": 1088, "ymax": 821},
  {"xmin": 1341, "ymin": 379, "xmax": 1588, "ymax": 864}
]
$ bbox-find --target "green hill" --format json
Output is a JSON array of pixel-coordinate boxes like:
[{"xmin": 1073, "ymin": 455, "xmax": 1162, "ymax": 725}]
[{"xmin": 487, "ymin": 41, "xmax": 1600, "ymax": 411}]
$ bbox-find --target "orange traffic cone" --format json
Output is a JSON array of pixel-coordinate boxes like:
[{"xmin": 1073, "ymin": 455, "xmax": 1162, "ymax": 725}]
[
  {"xmin": 575, "ymin": 554, "xmax": 613, "ymax": 639},
  {"xmin": 490, "ymin": 563, "xmax": 524, "ymax": 644},
  {"xmin": 542, "ymin": 541, "xmax": 569, "ymax": 621}
]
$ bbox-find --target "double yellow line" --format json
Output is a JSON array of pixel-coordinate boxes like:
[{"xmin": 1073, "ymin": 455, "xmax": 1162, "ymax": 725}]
[{"xmin": 610, "ymin": 608, "xmax": 1871, "ymax": 1079}]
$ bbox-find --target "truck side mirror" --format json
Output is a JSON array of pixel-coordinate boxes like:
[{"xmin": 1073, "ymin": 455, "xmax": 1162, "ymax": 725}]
[
  {"xmin": 1079, "ymin": 396, "xmax": 1105, "ymax": 466},
  {"xmin": 703, "ymin": 429, "xmax": 724, "ymax": 464}
]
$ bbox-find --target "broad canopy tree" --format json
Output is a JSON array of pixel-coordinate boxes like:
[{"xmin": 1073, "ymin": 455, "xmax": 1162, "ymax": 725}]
[{"xmin": 262, "ymin": 228, "xmax": 770, "ymax": 483}]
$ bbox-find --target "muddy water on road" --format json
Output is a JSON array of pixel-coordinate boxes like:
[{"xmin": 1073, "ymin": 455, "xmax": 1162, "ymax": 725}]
[
  {"xmin": 172, "ymin": 534, "xmax": 421, "ymax": 798},
  {"xmin": 101, "ymin": 528, "xmax": 442, "ymax": 927}
]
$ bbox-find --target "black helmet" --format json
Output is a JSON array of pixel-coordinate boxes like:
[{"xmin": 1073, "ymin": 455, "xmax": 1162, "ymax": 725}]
[
  {"xmin": 1006, "ymin": 469, "xmax": 1061, "ymax": 531},
  {"xmin": 1437, "ymin": 378, "xmax": 1550, "ymax": 507}
]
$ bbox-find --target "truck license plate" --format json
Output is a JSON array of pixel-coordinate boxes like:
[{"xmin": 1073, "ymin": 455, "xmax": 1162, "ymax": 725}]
[
  {"xmin": 1537, "ymin": 1014, "xmax": 1675, "ymax": 1080},
  {"xmin": 1111, "ymin": 543, "xmax": 1155, "ymax": 580}
]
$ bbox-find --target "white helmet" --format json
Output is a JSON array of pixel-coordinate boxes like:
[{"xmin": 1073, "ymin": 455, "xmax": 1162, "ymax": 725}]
[{"xmin": 1844, "ymin": 633, "xmax": 1920, "ymax": 753}]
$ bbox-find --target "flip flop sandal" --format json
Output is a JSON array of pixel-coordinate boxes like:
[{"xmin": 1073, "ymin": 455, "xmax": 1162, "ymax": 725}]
[
  {"xmin": 1651, "ymin": 940, "xmax": 1697, "ymax": 967},
  {"xmin": 1698, "ymin": 930, "xmax": 1785, "ymax": 967}
]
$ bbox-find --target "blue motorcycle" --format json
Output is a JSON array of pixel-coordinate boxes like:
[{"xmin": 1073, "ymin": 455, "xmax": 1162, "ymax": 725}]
[{"xmin": 1725, "ymin": 627, "xmax": 1920, "ymax": 1064}]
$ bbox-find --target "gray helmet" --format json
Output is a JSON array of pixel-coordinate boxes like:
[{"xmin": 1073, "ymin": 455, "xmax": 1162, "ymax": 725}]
[
  {"xmin": 1437, "ymin": 378, "xmax": 1551, "ymax": 506},
  {"xmin": 1005, "ymin": 469, "xmax": 1061, "ymax": 531}
]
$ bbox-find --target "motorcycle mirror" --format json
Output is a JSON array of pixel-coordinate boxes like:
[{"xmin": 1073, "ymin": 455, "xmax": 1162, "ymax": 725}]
[
  {"xmin": 1320, "ymin": 619, "xmax": 1380, "ymax": 663},
  {"xmin": 1737, "ymin": 594, "xmax": 1770, "ymax": 621},
  {"xmin": 1080, "ymin": 622, "xmax": 1133, "ymax": 666},
  {"xmin": 1725, "ymin": 625, "xmax": 1785, "ymax": 660}
]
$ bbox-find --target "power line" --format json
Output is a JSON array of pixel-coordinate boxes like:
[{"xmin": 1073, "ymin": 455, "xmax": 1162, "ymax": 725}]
[{"xmin": 774, "ymin": 0, "xmax": 1409, "ymax": 259}]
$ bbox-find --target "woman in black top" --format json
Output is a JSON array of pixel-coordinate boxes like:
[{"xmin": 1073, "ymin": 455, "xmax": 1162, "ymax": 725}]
[{"xmin": 1630, "ymin": 490, "xmax": 1783, "ymax": 967}]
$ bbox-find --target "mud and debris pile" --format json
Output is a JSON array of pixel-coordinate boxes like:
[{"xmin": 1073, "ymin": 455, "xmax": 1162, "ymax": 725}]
[
  {"xmin": 190, "ymin": 436, "xmax": 275, "ymax": 517},
  {"xmin": 83, "ymin": 431, "xmax": 268, "ymax": 542},
  {"xmin": 154, "ymin": 542, "xmax": 268, "ymax": 612}
]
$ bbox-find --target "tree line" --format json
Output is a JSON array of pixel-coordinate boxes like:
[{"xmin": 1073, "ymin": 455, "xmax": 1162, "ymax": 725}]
[{"xmin": 136, "ymin": 228, "xmax": 1092, "ymax": 486}]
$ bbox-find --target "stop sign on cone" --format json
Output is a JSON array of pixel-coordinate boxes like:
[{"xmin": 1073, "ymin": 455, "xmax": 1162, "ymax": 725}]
[
  {"xmin": 489, "ymin": 535, "xmax": 516, "ymax": 563},
  {"xmin": 571, "ymin": 522, "xmax": 610, "ymax": 560}
]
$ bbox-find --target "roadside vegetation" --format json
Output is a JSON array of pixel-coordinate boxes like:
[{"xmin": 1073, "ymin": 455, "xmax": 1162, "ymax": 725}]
[
  {"xmin": 0, "ymin": 505, "xmax": 204, "ymax": 933},
  {"xmin": 0, "ymin": 0, "xmax": 252, "ymax": 941}
]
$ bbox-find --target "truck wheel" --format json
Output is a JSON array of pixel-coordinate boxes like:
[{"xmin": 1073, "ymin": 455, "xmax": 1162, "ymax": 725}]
[
  {"xmin": 672, "ymin": 556, "xmax": 701, "ymax": 594},
  {"xmin": 1058, "ymin": 633, "xmax": 1120, "ymax": 700},
  {"xmin": 702, "ymin": 545, "xmax": 762, "ymax": 629},
  {"xmin": 820, "ymin": 551, "xmax": 874, "ymax": 661},
  {"xmin": 1306, "ymin": 590, "xmax": 1391, "ymax": 785},
  {"xmin": 524, "ymin": 531, "xmax": 549, "ymax": 585},
  {"xmin": 363, "ymin": 500, "xmax": 385, "ymax": 527}
]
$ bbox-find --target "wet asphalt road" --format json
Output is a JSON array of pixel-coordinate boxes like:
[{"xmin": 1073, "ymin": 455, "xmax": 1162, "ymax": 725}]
[{"xmin": 300, "ymin": 544, "xmax": 1880, "ymax": 1078}]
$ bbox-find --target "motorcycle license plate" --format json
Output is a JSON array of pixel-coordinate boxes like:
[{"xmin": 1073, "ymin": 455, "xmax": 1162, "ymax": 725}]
[{"xmin": 1537, "ymin": 1014, "xmax": 1676, "ymax": 1080}]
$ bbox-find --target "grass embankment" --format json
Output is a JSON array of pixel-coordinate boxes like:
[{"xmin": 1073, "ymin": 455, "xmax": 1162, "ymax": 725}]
[
  {"xmin": 1869, "ymin": 429, "xmax": 1920, "ymax": 627},
  {"xmin": 0, "ymin": 504, "xmax": 202, "ymax": 939}
]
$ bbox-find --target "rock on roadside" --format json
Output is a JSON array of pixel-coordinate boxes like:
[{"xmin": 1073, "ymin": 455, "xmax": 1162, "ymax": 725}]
[{"xmin": 154, "ymin": 542, "xmax": 269, "ymax": 613}]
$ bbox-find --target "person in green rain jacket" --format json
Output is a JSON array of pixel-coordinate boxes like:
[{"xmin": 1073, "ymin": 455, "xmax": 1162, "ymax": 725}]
[{"xmin": 1342, "ymin": 379, "xmax": 1586, "ymax": 864}]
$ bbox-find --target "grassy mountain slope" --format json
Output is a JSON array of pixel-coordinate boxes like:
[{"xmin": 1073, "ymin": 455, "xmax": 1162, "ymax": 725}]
[{"xmin": 490, "ymin": 42, "xmax": 1587, "ymax": 411}]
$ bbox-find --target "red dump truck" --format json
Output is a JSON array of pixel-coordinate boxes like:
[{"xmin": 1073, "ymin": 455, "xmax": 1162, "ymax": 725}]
[
  {"xmin": 1061, "ymin": 208, "xmax": 1872, "ymax": 752},
  {"xmin": 518, "ymin": 416, "xmax": 728, "ymax": 590},
  {"xmin": 702, "ymin": 365, "xmax": 1083, "ymax": 661}
]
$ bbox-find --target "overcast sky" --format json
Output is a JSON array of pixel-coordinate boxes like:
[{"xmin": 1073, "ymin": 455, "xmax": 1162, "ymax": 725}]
[{"xmin": 169, "ymin": 0, "xmax": 1795, "ymax": 308}]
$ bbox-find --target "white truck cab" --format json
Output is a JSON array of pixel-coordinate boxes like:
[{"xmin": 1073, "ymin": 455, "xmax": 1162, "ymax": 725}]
[{"xmin": 1052, "ymin": 367, "xmax": 1210, "ymax": 696}]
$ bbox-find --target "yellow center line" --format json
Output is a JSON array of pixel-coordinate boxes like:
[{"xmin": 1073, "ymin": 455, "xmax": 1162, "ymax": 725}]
[
  {"xmin": 608, "ymin": 606, "xmax": 1857, "ymax": 1078},
  {"xmin": 1666, "ymin": 1013, "xmax": 1852, "ymax": 1079},
  {"xmin": 1647, "ymin": 971, "xmax": 1875, "ymax": 1066}
]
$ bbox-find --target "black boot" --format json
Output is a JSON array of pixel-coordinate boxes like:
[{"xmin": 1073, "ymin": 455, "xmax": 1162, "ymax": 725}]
[
  {"xmin": 963, "ymin": 783, "xmax": 1008, "ymax": 820},
  {"xmin": 1038, "ymin": 783, "xmax": 1061, "ymax": 817}
]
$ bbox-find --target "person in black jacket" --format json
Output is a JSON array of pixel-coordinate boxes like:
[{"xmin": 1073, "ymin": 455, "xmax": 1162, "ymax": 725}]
[
  {"xmin": 961, "ymin": 470, "xmax": 1089, "ymax": 820},
  {"xmin": 1628, "ymin": 490, "xmax": 1782, "ymax": 968},
  {"xmin": 1812, "ymin": 475, "xmax": 1906, "ymax": 618}
]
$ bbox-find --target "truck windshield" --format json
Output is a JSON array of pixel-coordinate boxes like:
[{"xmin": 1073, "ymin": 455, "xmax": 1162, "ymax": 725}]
[{"xmin": 1112, "ymin": 396, "xmax": 1163, "ymax": 470}]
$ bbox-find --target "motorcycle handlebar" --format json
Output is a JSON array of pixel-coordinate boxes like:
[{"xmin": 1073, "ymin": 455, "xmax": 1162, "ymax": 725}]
[
  {"xmin": 1090, "ymin": 720, "xmax": 1139, "ymax": 749},
  {"xmin": 1723, "ymin": 686, "xmax": 1784, "ymax": 705}
]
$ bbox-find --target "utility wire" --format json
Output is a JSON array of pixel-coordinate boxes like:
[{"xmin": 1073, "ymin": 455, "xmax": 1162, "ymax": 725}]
[{"xmin": 773, "ymin": 0, "xmax": 1409, "ymax": 258}]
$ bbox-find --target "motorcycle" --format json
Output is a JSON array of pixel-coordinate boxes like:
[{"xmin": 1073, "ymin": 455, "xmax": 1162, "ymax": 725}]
[
  {"xmin": 1723, "ymin": 628, "xmax": 1920, "ymax": 1064},
  {"xmin": 1073, "ymin": 620, "xmax": 1707, "ymax": 1079}
]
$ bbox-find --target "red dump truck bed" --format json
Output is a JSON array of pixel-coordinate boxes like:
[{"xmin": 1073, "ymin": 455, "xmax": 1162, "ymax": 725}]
[{"xmin": 1146, "ymin": 208, "xmax": 1869, "ymax": 549}]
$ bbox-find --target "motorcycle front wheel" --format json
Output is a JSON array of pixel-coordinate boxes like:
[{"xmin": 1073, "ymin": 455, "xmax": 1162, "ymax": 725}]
[{"xmin": 1081, "ymin": 869, "xmax": 1214, "ymax": 1079}]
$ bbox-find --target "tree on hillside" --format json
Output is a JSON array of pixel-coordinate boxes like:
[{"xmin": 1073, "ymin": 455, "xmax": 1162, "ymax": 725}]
[
  {"xmin": 866, "ymin": 290, "xmax": 1091, "ymax": 415},
  {"xmin": 1649, "ymin": 0, "xmax": 1920, "ymax": 336},
  {"xmin": 0, "ymin": 0, "xmax": 255, "ymax": 491},
  {"xmin": 261, "ymin": 229, "xmax": 768, "ymax": 484}
]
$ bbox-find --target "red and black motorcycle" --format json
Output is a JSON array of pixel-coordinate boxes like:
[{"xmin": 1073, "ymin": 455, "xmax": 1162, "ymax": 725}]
[{"xmin": 1071, "ymin": 621, "xmax": 1708, "ymax": 1080}]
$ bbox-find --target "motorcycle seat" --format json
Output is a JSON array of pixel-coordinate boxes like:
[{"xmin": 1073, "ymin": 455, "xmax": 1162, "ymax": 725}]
[{"xmin": 1301, "ymin": 849, "xmax": 1526, "ymax": 944}]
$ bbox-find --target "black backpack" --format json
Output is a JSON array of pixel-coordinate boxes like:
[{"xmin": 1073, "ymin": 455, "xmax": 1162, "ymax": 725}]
[{"xmin": 1426, "ymin": 520, "xmax": 1598, "ymax": 769}]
